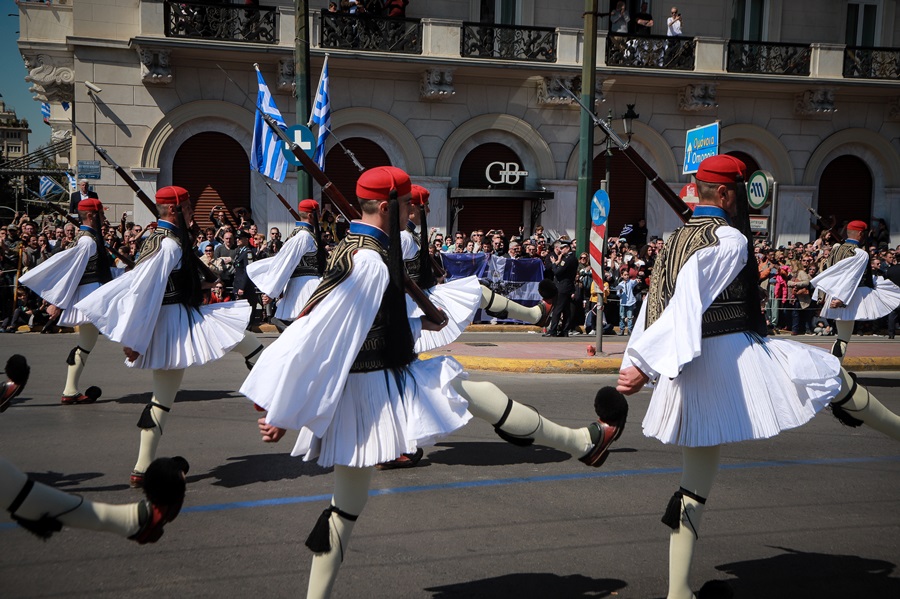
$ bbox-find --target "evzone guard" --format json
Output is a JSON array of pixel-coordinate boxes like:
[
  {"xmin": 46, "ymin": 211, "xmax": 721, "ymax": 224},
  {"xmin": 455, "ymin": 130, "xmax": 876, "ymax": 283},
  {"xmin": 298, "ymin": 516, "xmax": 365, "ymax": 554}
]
[
  {"xmin": 75, "ymin": 186, "xmax": 265, "ymax": 487},
  {"xmin": 18, "ymin": 198, "xmax": 110, "ymax": 405},
  {"xmin": 241, "ymin": 167, "xmax": 627, "ymax": 598},
  {"xmin": 1, "ymin": 354, "xmax": 188, "ymax": 544},
  {"xmin": 810, "ymin": 219, "xmax": 900, "ymax": 362},
  {"xmin": 616, "ymin": 155, "xmax": 900, "ymax": 599},
  {"xmin": 378, "ymin": 182, "xmax": 560, "ymax": 470},
  {"xmin": 247, "ymin": 198, "xmax": 324, "ymax": 323}
]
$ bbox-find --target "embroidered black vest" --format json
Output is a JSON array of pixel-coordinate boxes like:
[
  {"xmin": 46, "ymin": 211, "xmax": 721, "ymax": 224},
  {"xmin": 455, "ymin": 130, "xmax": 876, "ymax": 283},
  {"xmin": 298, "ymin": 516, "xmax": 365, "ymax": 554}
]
[
  {"xmin": 76, "ymin": 229, "xmax": 104, "ymax": 285},
  {"xmin": 299, "ymin": 232, "xmax": 413, "ymax": 373},
  {"xmin": 288, "ymin": 226, "xmax": 320, "ymax": 278},
  {"xmin": 646, "ymin": 217, "xmax": 755, "ymax": 338},
  {"xmin": 134, "ymin": 227, "xmax": 190, "ymax": 305}
]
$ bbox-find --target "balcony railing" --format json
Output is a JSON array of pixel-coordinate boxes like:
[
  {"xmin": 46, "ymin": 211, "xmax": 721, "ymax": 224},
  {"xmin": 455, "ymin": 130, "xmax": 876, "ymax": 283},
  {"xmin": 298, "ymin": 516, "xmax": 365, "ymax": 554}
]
[
  {"xmin": 320, "ymin": 10, "xmax": 422, "ymax": 54},
  {"xmin": 460, "ymin": 22, "xmax": 556, "ymax": 62},
  {"xmin": 164, "ymin": 1, "xmax": 278, "ymax": 44},
  {"xmin": 844, "ymin": 46, "xmax": 900, "ymax": 80},
  {"xmin": 606, "ymin": 33, "xmax": 695, "ymax": 70},
  {"xmin": 727, "ymin": 41, "xmax": 811, "ymax": 76}
]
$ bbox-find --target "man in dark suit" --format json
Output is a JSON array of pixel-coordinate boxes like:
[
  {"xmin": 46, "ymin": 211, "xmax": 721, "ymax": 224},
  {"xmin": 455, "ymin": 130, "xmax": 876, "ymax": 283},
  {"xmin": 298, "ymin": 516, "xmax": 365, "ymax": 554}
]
[
  {"xmin": 68, "ymin": 179, "xmax": 98, "ymax": 214},
  {"xmin": 544, "ymin": 239, "xmax": 578, "ymax": 337}
]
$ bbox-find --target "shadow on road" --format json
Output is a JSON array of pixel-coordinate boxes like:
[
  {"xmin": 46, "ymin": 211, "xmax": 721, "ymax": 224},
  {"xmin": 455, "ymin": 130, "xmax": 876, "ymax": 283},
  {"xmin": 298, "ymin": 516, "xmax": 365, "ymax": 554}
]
[
  {"xmin": 28, "ymin": 470, "xmax": 131, "ymax": 492},
  {"xmin": 715, "ymin": 545, "xmax": 899, "ymax": 598},
  {"xmin": 188, "ymin": 453, "xmax": 332, "ymax": 488},
  {"xmin": 111, "ymin": 389, "xmax": 240, "ymax": 405},
  {"xmin": 427, "ymin": 441, "xmax": 570, "ymax": 466},
  {"xmin": 425, "ymin": 572, "xmax": 627, "ymax": 598}
]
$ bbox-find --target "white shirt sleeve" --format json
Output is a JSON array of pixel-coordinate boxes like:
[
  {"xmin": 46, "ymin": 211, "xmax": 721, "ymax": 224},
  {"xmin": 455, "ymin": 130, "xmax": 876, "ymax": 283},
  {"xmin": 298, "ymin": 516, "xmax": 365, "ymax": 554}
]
[
  {"xmin": 19, "ymin": 235, "xmax": 96, "ymax": 308},
  {"xmin": 809, "ymin": 247, "xmax": 869, "ymax": 302},
  {"xmin": 246, "ymin": 230, "xmax": 316, "ymax": 298},
  {"xmin": 622, "ymin": 226, "xmax": 747, "ymax": 380}
]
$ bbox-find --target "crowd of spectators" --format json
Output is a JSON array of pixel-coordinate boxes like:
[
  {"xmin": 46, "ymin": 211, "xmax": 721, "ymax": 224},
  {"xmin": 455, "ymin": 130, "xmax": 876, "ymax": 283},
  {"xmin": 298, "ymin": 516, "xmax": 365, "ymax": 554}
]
[{"xmin": 2, "ymin": 205, "xmax": 898, "ymax": 339}]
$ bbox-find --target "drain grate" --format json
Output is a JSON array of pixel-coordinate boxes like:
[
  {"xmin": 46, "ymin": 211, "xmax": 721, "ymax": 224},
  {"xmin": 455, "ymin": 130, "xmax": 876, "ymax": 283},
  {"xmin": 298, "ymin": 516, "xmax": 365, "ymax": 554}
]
[{"xmin": 465, "ymin": 342, "xmax": 498, "ymax": 347}]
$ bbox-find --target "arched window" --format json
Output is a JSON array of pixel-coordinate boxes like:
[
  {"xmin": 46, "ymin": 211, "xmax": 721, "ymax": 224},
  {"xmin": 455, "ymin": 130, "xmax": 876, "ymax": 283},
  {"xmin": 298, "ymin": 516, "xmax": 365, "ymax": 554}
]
[
  {"xmin": 173, "ymin": 132, "xmax": 249, "ymax": 224},
  {"xmin": 456, "ymin": 142, "xmax": 525, "ymax": 238},
  {"xmin": 592, "ymin": 148, "xmax": 646, "ymax": 239},
  {"xmin": 324, "ymin": 137, "xmax": 391, "ymax": 214},
  {"xmin": 818, "ymin": 155, "xmax": 873, "ymax": 231}
]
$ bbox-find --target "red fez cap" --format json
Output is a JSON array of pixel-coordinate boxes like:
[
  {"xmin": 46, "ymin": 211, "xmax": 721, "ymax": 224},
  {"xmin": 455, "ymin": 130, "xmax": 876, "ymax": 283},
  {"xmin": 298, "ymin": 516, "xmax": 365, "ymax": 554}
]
[
  {"xmin": 696, "ymin": 155, "xmax": 747, "ymax": 184},
  {"xmin": 77, "ymin": 198, "xmax": 103, "ymax": 212},
  {"xmin": 298, "ymin": 199, "xmax": 319, "ymax": 213},
  {"xmin": 410, "ymin": 185, "xmax": 430, "ymax": 207},
  {"xmin": 156, "ymin": 186, "xmax": 190, "ymax": 205},
  {"xmin": 847, "ymin": 220, "xmax": 867, "ymax": 232},
  {"xmin": 356, "ymin": 166, "xmax": 412, "ymax": 202}
]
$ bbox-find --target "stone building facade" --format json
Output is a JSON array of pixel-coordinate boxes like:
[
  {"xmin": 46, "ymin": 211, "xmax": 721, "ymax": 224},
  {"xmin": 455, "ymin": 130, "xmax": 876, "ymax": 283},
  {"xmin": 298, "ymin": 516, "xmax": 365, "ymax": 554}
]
[{"xmin": 15, "ymin": 0, "xmax": 900, "ymax": 246}]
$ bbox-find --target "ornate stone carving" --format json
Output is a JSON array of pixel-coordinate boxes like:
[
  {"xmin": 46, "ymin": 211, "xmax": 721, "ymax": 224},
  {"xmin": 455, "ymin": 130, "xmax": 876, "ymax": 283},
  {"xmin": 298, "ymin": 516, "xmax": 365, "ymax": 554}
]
[
  {"xmin": 678, "ymin": 83, "xmax": 718, "ymax": 111},
  {"xmin": 537, "ymin": 76, "xmax": 604, "ymax": 106},
  {"xmin": 795, "ymin": 88, "xmax": 836, "ymax": 115},
  {"xmin": 22, "ymin": 53, "xmax": 74, "ymax": 103},
  {"xmin": 277, "ymin": 58, "xmax": 296, "ymax": 95},
  {"xmin": 888, "ymin": 98, "xmax": 900, "ymax": 122},
  {"xmin": 420, "ymin": 69, "xmax": 455, "ymax": 100},
  {"xmin": 138, "ymin": 48, "xmax": 173, "ymax": 85},
  {"xmin": 50, "ymin": 127, "xmax": 72, "ymax": 145}
]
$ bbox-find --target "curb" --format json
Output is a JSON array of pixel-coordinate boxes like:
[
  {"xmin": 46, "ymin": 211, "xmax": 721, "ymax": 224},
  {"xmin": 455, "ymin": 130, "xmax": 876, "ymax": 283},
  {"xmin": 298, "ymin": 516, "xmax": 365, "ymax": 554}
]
[{"xmin": 420, "ymin": 353, "xmax": 900, "ymax": 374}]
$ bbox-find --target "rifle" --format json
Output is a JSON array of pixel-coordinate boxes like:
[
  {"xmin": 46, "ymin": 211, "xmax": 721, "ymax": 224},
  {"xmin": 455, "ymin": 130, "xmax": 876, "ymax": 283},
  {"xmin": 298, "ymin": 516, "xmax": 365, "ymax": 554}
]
[
  {"xmin": 237, "ymin": 68, "xmax": 446, "ymax": 326},
  {"xmin": 71, "ymin": 121, "xmax": 219, "ymax": 281},
  {"xmin": 39, "ymin": 198, "xmax": 137, "ymax": 269},
  {"xmin": 558, "ymin": 82, "xmax": 693, "ymax": 222}
]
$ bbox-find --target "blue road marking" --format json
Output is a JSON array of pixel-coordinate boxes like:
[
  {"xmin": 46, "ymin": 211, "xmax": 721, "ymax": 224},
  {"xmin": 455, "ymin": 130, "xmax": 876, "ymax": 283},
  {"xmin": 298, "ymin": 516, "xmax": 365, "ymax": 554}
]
[{"xmin": 3, "ymin": 455, "xmax": 898, "ymax": 531}]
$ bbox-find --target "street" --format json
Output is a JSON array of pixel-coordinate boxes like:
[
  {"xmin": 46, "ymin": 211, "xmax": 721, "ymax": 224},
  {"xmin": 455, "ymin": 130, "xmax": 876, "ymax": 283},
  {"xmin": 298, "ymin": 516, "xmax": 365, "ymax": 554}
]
[{"xmin": 1, "ymin": 333, "xmax": 899, "ymax": 598}]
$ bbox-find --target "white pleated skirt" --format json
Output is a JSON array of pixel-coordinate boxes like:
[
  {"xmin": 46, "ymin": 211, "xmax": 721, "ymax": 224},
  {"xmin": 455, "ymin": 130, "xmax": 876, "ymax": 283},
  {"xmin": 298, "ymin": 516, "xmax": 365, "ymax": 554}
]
[
  {"xmin": 820, "ymin": 277, "xmax": 900, "ymax": 321},
  {"xmin": 127, "ymin": 300, "xmax": 252, "ymax": 370},
  {"xmin": 58, "ymin": 283, "xmax": 100, "ymax": 327},
  {"xmin": 292, "ymin": 356, "xmax": 472, "ymax": 468},
  {"xmin": 642, "ymin": 332, "xmax": 842, "ymax": 447},
  {"xmin": 409, "ymin": 276, "xmax": 482, "ymax": 352},
  {"xmin": 274, "ymin": 275, "xmax": 319, "ymax": 321}
]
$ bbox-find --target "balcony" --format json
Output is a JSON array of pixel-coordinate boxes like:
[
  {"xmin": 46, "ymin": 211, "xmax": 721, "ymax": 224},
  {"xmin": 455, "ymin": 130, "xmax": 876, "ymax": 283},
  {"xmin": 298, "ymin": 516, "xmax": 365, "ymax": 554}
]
[
  {"xmin": 320, "ymin": 10, "xmax": 422, "ymax": 55},
  {"xmin": 726, "ymin": 40, "xmax": 811, "ymax": 76},
  {"xmin": 844, "ymin": 46, "xmax": 900, "ymax": 80},
  {"xmin": 460, "ymin": 22, "xmax": 557, "ymax": 62},
  {"xmin": 605, "ymin": 33, "xmax": 695, "ymax": 70},
  {"xmin": 164, "ymin": 0, "xmax": 278, "ymax": 44}
]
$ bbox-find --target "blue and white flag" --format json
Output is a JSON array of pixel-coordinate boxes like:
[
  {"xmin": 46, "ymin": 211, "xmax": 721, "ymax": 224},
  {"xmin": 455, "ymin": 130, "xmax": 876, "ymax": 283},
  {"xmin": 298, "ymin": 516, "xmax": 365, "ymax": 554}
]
[
  {"xmin": 40, "ymin": 102, "xmax": 51, "ymax": 125},
  {"xmin": 65, "ymin": 172, "xmax": 77, "ymax": 192},
  {"xmin": 250, "ymin": 65, "xmax": 288, "ymax": 183},
  {"xmin": 39, "ymin": 176, "xmax": 64, "ymax": 199},
  {"xmin": 310, "ymin": 56, "xmax": 331, "ymax": 171},
  {"xmin": 442, "ymin": 254, "xmax": 545, "ymax": 322}
]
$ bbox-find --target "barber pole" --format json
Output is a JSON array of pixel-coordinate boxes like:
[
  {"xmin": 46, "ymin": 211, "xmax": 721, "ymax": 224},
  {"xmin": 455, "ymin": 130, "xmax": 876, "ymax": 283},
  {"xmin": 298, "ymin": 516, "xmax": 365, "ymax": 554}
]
[{"xmin": 589, "ymin": 189, "xmax": 610, "ymax": 352}]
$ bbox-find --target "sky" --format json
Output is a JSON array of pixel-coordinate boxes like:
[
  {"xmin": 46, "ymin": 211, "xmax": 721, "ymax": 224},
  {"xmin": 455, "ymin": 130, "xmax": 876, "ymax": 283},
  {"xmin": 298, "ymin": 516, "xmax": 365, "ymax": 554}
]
[{"xmin": 1, "ymin": 0, "xmax": 52, "ymax": 150}]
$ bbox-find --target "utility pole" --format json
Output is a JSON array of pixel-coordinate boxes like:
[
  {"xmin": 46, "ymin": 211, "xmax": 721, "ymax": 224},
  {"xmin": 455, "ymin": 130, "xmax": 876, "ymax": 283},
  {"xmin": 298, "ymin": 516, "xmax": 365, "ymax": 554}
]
[
  {"xmin": 296, "ymin": 0, "xmax": 312, "ymax": 201},
  {"xmin": 576, "ymin": 0, "xmax": 598, "ymax": 258}
]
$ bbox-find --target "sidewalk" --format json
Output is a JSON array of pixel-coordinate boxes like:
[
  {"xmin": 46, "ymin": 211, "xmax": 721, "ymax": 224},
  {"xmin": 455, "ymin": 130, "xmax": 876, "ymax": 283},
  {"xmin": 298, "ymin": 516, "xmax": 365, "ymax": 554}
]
[{"xmin": 420, "ymin": 326, "xmax": 900, "ymax": 373}]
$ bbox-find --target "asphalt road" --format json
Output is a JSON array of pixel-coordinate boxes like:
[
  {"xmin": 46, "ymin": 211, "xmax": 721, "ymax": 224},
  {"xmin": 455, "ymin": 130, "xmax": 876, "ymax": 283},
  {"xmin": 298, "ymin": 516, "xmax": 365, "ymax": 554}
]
[{"xmin": 1, "ymin": 333, "xmax": 899, "ymax": 598}]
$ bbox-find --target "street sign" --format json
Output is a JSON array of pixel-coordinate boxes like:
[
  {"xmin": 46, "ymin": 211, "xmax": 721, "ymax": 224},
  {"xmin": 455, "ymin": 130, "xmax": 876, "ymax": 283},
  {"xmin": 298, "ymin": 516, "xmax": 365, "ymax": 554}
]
[
  {"xmin": 280, "ymin": 125, "xmax": 316, "ymax": 167},
  {"xmin": 749, "ymin": 215, "xmax": 769, "ymax": 233},
  {"xmin": 683, "ymin": 122, "xmax": 719, "ymax": 175},
  {"xmin": 77, "ymin": 159, "xmax": 101, "ymax": 180},
  {"xmin": 747, "ymin": 170, "xmax": 774, "ymax": 209},
  {"xmin": 589, "ymin": 189, "xmax": 609, "ymax": 290},
  {"xmin": 591, "ymin": 189, "xmax": 610, "ymax": 227}
]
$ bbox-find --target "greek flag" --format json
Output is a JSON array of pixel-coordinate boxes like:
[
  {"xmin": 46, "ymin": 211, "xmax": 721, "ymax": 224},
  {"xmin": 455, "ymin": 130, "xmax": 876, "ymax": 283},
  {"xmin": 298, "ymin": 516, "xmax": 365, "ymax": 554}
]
[
  {"xmin": 442, "ymin": 254, "xmax": 545, "ymax": 322},
  {"xmin": 65, "ymin": 172, "xmax": 77, "ymax": 192},
  {"xmin": 39, "ymin": 176, "xmax": 64, "ymax": 198},
  {"xmin": 310, "ymin": 56, "xmax": 331, "ymax": 171},
  {"xmin": 40, "ymin": 102, "xmax": 51, "ymax": 125},
  {"xmin": 250, "ymin": 65, "xmax": 288, "ymax": 183}
]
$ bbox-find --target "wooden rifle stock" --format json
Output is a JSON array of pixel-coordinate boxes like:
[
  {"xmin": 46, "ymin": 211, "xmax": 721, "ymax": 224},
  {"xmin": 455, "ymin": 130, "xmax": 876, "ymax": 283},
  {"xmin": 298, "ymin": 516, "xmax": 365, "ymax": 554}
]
[
  {"xmin": 260, "ymin": 113, "xmax": 447, "ymax": 325},
  {"xmin": 75, "ymin": 129, "xmax": 218, "ymax": 282}
]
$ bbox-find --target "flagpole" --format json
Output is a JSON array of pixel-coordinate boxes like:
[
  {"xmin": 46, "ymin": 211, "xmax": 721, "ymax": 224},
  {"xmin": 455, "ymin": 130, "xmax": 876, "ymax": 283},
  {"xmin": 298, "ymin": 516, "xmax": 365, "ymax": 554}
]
[{"xmin": 295, "ymin": 0, "xmax": 313, "ymax": 202}]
